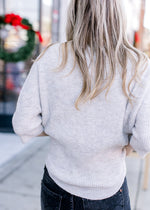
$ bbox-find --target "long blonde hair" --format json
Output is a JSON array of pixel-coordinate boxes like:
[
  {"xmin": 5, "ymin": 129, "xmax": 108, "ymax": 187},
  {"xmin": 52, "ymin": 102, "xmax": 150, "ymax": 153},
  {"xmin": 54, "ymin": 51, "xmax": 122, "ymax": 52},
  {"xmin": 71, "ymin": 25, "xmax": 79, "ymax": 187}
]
[{"xmin": 37, "ymin": 0, "xmax": 149, "ymax": 110}]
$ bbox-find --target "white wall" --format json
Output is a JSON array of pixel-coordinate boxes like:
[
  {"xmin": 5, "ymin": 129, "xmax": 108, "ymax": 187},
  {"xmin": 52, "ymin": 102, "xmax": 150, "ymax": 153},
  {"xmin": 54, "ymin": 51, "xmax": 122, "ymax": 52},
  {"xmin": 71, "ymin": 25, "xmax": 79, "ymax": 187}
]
[
  {"xmin": 124, "ymin": 0, "xmax": 141, "ymax": 43},
  {"xmin": 144, "ymin": 0, "xmax": 150, "ymax": 30},
  {"xmin": 59, "ymin": 0, "xmax": 70, "ymax": 42}
]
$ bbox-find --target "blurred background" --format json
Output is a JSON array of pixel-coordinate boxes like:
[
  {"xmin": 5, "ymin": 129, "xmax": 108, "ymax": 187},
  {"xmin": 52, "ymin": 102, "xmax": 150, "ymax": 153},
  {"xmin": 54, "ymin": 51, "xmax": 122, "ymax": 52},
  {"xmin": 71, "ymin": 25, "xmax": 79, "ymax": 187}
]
[{"xmin": 0, "ymin": 0, "xmax": 150, "ymax": 210}]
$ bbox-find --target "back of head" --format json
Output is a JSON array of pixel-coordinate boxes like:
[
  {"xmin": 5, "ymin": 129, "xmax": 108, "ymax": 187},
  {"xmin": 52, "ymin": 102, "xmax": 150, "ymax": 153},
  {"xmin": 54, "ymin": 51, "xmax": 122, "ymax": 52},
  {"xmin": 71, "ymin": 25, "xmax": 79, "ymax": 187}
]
[
  {"xmin": 67, "ymin": 0, "xmax": 126, "ymax": 53},
  {"xmin": 37, "ymin": 0, "xmax": 149, "ymax": 111}
]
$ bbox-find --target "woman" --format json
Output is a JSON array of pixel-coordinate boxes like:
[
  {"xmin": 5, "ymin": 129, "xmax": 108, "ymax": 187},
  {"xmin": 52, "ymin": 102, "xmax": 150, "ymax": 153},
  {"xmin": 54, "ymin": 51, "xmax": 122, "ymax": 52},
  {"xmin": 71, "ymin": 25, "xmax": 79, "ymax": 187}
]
[{"xmin": 12, "ymin": 0, "xmax": 150, "ymax": 209}]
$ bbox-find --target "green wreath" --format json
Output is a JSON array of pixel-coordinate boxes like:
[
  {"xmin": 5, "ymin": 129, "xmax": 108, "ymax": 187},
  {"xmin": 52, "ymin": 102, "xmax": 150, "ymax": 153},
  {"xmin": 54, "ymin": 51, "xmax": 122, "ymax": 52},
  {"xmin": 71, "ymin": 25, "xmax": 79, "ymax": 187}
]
[{"xmin": 0, "ymin": 13, "xmax": 43, "ymax": 62}]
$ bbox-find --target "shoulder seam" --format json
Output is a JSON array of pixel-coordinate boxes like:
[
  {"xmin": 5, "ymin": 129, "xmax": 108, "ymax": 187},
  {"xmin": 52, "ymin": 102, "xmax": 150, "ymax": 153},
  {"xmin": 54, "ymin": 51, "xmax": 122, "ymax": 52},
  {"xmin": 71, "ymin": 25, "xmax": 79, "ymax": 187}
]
[{"xmin": 34, "ymin": 42, "xmax": 60, "ymax": 63}]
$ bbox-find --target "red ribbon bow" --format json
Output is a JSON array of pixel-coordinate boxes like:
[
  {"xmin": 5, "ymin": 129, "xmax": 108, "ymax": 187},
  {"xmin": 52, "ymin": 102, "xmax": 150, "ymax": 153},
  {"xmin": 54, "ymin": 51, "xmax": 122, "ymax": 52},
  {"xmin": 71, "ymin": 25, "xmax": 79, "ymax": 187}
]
[{"xmin": 4, "ymin": 13, "xmax": 43, "ymax": 43}]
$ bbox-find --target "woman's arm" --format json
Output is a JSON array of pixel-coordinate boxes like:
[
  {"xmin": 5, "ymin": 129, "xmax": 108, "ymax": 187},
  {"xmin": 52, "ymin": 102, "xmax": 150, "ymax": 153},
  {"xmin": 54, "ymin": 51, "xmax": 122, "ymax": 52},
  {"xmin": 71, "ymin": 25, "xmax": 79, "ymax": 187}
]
[{"xmin": 12, "ymin": 61, "xmax": 44, "ymax": 144}]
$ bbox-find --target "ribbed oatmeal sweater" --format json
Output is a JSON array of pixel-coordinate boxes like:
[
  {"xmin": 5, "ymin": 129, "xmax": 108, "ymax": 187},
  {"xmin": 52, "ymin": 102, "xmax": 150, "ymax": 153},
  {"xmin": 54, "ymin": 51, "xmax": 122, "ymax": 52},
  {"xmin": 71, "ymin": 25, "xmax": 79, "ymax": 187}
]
[{"xmin": 12, "ymin": 42, "xmax": 150, "ymax": 200}]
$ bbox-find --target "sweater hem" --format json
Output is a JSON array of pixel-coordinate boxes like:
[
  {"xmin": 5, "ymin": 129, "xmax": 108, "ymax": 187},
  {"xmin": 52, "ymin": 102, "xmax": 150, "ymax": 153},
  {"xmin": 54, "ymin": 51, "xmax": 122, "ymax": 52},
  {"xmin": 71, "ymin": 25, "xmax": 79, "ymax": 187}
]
[{"xmin": 45, "ymin": 160, "xmax": 127, "ymax": 200}]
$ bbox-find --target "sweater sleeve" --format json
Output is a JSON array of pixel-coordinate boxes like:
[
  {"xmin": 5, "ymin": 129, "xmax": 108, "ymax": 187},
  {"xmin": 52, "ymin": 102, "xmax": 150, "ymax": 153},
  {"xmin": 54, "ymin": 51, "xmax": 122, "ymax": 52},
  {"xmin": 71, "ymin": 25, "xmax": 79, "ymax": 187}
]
[
  {"xmin": 12, "ymin": 61, "xmax": 44, "ymax": 144},
  {"xmin": 127, "ymin": 61, "xmax": 150, "ymax": 159},
  {"xmin": 130, "ymin": 84, "xmax": 150, "ymax": 159}
]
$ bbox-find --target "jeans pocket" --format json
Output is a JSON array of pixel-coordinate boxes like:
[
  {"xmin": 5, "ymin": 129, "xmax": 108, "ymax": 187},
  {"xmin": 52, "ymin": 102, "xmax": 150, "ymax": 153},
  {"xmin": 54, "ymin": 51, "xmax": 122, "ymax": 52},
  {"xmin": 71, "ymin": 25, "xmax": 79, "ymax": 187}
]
[{"xmin": 41, "ymin": 180, "xmax": 62, "ymax": 210}]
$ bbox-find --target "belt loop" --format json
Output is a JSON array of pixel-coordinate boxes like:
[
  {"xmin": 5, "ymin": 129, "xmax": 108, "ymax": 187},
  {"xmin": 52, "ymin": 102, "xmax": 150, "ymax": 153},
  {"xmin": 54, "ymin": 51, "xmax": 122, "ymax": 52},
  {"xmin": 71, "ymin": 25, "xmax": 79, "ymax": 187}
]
[{"xmin": 70, "ymin": 195, "xmax": 74, "ymax": 210}]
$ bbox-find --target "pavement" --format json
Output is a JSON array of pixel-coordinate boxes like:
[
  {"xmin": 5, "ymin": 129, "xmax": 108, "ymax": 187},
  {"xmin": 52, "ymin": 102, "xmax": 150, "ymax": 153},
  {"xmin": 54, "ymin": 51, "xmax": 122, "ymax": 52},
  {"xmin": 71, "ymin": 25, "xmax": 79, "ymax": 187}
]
[{"xmin": 0, "ymin": 133, "xmax": 150, "ymax": 210}]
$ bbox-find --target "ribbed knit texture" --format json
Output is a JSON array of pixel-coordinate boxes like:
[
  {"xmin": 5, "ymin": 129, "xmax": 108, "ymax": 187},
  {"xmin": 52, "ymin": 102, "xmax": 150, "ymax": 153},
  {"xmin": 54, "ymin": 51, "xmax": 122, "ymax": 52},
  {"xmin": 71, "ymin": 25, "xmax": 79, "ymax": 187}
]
[{"xmin": 12, "ymin": 42, "xmax": 150, "ymax": 200}]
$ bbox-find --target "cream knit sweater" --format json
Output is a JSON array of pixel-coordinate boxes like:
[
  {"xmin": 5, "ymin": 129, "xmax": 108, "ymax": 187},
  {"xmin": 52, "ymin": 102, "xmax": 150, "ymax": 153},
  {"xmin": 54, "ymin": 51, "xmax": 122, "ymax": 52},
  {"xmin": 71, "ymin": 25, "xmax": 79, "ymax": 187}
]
[{"xmin": 12, "ymin": 42, "xmax": 150, "ymax": 199}]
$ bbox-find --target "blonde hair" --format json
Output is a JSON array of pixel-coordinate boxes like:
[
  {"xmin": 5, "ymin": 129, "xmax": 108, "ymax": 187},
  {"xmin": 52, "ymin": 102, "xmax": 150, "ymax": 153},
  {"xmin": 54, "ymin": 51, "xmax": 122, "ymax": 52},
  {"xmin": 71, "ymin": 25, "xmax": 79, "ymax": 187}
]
[{"xmin": 37, "ymin": 0, "xmax": 149, "ymax": 111}]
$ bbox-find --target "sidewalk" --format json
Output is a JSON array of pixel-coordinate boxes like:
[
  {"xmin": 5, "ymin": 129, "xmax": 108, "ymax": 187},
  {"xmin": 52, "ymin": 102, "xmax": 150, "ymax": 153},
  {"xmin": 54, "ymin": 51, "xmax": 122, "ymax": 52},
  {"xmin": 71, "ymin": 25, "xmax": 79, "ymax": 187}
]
[{"xmin": 0, "ymin": 133, "xmax": 150, "ymax": 210}]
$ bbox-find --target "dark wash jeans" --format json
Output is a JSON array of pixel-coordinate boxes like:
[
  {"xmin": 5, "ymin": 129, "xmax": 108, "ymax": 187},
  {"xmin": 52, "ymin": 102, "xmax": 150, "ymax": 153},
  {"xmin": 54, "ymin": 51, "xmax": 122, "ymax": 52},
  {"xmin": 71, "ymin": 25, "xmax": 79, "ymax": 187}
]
[{"xmin": 40, "ymin": 165, "xmax": 131, "ymax": 210}]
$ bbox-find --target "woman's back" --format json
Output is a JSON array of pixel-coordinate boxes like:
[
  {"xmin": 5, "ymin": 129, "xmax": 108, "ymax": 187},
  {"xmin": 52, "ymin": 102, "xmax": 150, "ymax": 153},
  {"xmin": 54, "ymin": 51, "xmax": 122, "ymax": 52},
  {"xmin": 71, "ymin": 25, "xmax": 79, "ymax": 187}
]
[
  {"xmin": 12, "ymin": 0, "xmax": 150, "ymax": 208},
  {"xmin": 12, "ymin": 41, "xmax": 150, "ymax": 200}
]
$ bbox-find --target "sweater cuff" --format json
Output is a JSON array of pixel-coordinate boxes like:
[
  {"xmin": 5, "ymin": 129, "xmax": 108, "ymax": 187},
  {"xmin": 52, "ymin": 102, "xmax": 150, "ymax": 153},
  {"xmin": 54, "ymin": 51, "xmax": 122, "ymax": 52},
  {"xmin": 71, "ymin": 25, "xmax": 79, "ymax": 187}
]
[
  {"xmin": 19, "ymin": 126, "xmax": 44, "ymax": 144},
  {"xmin": 130, "ymin": 140, "xmax": 149, "ymax": 159}
]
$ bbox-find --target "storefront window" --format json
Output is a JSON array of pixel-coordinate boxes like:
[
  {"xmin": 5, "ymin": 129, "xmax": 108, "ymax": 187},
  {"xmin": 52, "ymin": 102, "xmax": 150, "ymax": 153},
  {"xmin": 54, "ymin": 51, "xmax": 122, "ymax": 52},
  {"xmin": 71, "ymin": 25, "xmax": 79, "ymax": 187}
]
[
  {"xmin": 0, "ymin": 0, "xmax": 4, "ymax": 14},
  {"xmin": 6, "ymin": 0, "xmax": 39, "ymax": 29},
  {"xmin": 0, "ymin": 0, "xmax": 52, "ymax": 119}
]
